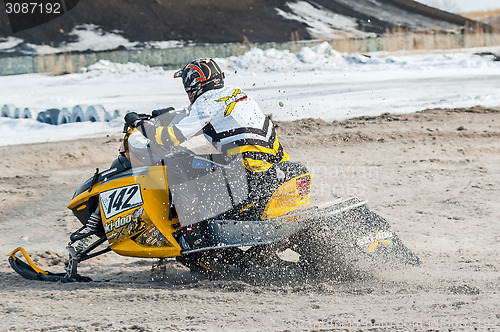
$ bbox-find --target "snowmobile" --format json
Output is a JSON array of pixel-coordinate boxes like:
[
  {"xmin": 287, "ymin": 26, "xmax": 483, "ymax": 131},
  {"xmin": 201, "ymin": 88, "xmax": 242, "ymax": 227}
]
[{"xmin": 9, "ymin": 108, "xmax": 420, "ymax": 282}]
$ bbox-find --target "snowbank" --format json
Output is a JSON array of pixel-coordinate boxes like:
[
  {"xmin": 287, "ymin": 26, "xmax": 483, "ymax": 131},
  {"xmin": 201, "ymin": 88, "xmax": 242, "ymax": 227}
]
[{"xmin": 1, "ymin": 43, "xmax": 500, "ymax": 146}]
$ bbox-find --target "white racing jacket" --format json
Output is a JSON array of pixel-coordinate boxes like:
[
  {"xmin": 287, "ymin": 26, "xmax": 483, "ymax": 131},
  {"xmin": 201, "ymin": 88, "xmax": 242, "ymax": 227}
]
[{"xmin": 155, "ymin": 85, "xmax": 289, "ymax": 172}]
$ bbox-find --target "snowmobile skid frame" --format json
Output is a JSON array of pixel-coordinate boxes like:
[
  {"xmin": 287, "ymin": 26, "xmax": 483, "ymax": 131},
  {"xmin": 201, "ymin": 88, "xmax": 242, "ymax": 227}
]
[{"xmin": 181, "ymin": 197, "xmax": 367, "ymax": 254}]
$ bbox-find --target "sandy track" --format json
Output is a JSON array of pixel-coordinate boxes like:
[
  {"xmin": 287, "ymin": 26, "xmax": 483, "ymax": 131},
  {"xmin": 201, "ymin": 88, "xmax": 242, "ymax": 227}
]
[{"xmin": 0, "ymin": 107, "xmax": 499, "ymax": 331}]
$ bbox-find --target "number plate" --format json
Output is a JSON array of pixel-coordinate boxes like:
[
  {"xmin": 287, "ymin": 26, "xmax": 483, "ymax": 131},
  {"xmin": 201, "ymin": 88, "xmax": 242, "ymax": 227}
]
[{"xmin": 100, "ymin": 184, "xmax": 143, "ymax": 219}]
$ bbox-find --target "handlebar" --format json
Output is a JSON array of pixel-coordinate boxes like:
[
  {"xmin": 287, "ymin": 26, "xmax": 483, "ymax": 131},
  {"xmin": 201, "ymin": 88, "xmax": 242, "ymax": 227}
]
[{"xmin": 123, "ymin": 107, "xmax": 177, "ymax": 133}]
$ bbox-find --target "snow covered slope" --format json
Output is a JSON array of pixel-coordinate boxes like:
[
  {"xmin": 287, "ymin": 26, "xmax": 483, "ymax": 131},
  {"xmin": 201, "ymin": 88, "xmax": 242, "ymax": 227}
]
[{"xmin": 0, "ymin": 0, "xmax": 482, "ymax": 54}]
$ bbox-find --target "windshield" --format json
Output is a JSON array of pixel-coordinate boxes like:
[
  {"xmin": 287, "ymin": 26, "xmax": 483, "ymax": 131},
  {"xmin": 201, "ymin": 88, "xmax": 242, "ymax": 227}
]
[{"xmin": 127, "ymin": 110, "xmax": 249, "ymax": 226}]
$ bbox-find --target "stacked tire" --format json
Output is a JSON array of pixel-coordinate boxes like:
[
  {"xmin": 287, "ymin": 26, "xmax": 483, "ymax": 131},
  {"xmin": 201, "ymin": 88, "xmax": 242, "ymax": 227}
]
[{"xmin": 1, "ymin": 104, "xmax": 129, "ymax": 125}]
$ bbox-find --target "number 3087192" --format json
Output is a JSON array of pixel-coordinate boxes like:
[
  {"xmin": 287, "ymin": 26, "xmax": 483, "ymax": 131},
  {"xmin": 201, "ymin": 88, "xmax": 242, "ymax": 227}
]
[{"xmin": 5, "ymin": 2, "xmax": 61, "ymax": 14}]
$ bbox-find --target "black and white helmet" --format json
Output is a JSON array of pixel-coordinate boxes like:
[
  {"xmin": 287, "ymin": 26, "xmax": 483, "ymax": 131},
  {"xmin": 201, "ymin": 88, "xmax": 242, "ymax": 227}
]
[{"xmin": 174, "ymin": 58, "xmax": 225, "ymax": 104}]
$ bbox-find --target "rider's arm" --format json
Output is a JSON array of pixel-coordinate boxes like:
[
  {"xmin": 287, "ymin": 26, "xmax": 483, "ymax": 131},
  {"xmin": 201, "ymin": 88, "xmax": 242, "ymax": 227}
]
[
  {"xmin": 129, "ymin": 120, "xmax": 180, "ymax": 149},
  {"xmin": 157, "ymin": 104, "xmax": 214, "ymax": 147},
  {"xmin": 126, "ymin": 104, "xmax": 212, "ymax": 148}
]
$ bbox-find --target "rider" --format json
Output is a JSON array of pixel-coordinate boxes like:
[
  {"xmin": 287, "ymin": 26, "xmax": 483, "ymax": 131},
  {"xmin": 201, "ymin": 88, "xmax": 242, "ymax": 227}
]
[{"xmin": 125, "ymin": 58, "xmax": 289, "ymax": 173}]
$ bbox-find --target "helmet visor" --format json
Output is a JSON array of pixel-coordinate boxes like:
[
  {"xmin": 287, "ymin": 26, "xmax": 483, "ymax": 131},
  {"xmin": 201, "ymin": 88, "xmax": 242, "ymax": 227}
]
[{"xmin": 173, "ymin": 68, "xmax": 183, "ymax": 78}]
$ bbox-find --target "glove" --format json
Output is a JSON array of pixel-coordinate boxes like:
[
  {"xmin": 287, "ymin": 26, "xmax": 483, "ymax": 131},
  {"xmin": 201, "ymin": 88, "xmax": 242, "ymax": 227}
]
[{"xmin": 124, "ymin": 112, "xmax": 141, "ymax": 127}]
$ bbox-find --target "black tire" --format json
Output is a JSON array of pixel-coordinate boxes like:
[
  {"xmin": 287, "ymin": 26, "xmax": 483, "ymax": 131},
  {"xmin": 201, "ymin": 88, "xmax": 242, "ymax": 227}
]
[{"xmin": 36, "ymin": 109, "xmax": 60, "ymax": 125}]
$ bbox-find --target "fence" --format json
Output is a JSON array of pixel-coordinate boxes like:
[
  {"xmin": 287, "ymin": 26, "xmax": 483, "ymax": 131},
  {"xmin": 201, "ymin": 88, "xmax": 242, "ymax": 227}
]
[{"xmin": 1, "ymin": 31, "xmax": 500, "ymax": 75}]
